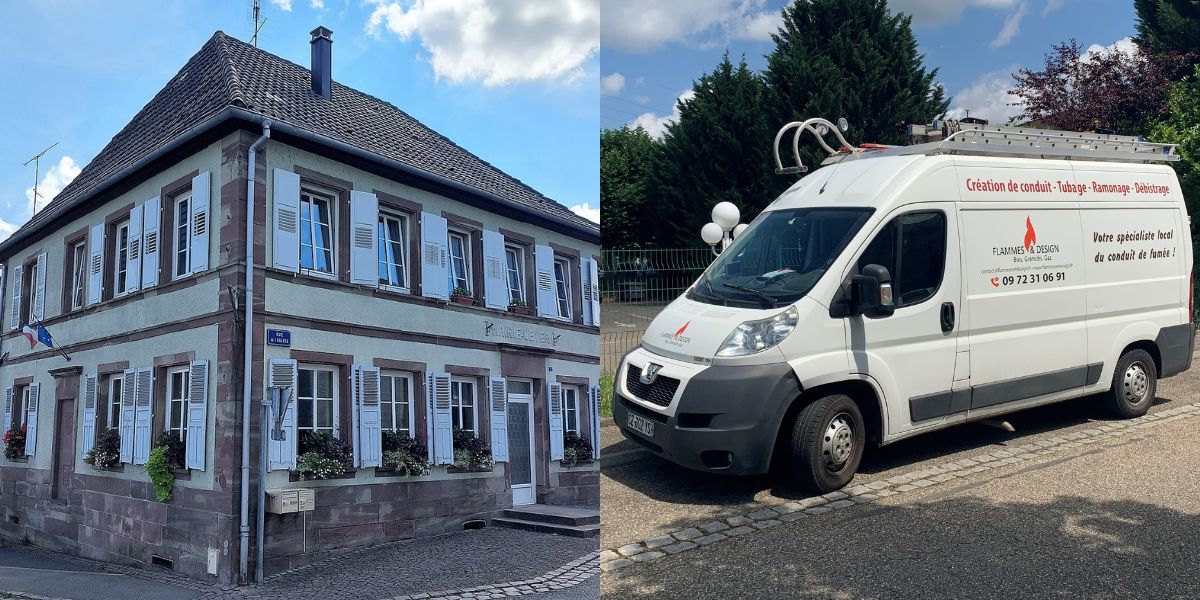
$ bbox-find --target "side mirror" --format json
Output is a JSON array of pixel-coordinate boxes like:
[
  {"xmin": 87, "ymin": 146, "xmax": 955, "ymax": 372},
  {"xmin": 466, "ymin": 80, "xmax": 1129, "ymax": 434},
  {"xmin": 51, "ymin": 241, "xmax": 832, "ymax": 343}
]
[{"xmin": 849, "ymin": 264, "xmax": 895, "ymax": 318}]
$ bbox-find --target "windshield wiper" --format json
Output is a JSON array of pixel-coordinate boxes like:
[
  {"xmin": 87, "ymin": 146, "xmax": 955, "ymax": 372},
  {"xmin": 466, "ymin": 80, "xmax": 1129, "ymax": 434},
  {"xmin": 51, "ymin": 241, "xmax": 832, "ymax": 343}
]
[
  {"xmin": 690, "ymin": 278, "xmax": 727, "ymax": 306},
  {"xmin": 721, "ymin": 283, "xmax": 777, "ymax": 308}
]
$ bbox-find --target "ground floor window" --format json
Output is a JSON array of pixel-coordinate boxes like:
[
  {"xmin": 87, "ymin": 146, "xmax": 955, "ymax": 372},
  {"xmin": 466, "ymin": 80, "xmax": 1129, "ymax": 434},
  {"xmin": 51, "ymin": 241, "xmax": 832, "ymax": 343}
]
[
  {"xmin": 563, "ymin": 386, "xmax": 579, "ymax": 435},
  {"xmin": 380, "ymin": 372, "xmax": 413, "ymax": 435},
  {"xmin": 297, "ymin": 365, "xmax": 337, "ymax": 433},
  {"xmin": 450, "ymin": 378, "xmax": 476, "ymax": 434},
  {"xmin": 164, "ymin": 365, "xmax": 190, "ymax": 443},
  {"xmin": 105, "ymin": 374, "xmax": 123, "ymax": 430}
]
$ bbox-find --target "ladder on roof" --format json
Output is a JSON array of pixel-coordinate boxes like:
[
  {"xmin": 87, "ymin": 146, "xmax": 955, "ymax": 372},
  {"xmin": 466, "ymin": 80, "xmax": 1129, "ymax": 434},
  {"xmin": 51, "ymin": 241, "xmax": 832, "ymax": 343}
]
[{"xmin": 774, "ymin": 118, "xmax": 1180, "ymax": 175}]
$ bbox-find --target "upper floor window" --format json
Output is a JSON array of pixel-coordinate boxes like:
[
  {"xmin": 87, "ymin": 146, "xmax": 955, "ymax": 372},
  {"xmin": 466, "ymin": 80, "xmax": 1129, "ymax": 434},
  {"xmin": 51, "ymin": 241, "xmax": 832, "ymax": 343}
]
[
  {"xmin": 380, "ymin": 372, "xmax": 412, "ymax": 435},
  {"xmin": 450, "ymin": 378, "xmax": 476, "ymax": 434},
  {"xmin": 378, "ymin": 212, "xmax": 408, "ymax": 289},
  {"xmin": 447, "ymin": 231, "xmax": 471, "ymax": 294},
  {"xmin": 113, "ymin": 219, "xmax": 131, "ymax": 296},
  {"xmin": 505, "ymin": 246, "xmax": 525, "ymax": 305},
  {"xmin": 174, "ymin": 192, "xmax": 192, "ymax": 278},
  {"xmin": 69, "ymin": 241, "xmax": 86, "ymax": 311},
  {"xmin": 563, "ymin": 386, "xmax": 580, "ymax": 435},
  {"xmin": 164, "ymin": 366, "xmax": 190, "ymax": 443},
  {"xmin": 553, "ymin": 258, "xmax": 571, "ymax": 319},
  {"xmin": 300, "ymin": 188, "xmax": 335, "ymax": 275},
  {"xmin": 22, "ymin": 261, "xmax": 38, "ymax": 326},
  {"xmin": 296, "ymin": 365, "xmax": 336, "ymax": 433}
]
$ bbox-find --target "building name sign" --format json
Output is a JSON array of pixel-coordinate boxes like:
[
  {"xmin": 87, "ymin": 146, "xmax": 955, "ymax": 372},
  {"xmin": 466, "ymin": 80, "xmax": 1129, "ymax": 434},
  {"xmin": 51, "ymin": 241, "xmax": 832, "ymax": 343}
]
[{"xmin": 483, "ymin": 321, "xmax": 561, "ymax": 347}]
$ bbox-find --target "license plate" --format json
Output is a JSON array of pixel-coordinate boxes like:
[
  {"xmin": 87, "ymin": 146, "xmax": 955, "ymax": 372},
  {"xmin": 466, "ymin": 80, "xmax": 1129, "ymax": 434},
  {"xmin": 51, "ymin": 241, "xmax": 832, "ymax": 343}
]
[{"xmin": 626, "ymin": 412, "xmax": 656, "ymax": 438}]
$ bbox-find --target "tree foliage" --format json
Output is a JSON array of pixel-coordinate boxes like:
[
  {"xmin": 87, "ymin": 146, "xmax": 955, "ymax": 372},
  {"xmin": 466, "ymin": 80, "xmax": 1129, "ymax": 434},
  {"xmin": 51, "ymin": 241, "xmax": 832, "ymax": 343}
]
[
  {"xmin": 1010, "ymin": 39, "xmax": 1175, "ymax": 135},
  {"xmin": 1135, "ymin": 0, "xmax": 1200, "ymax": 58},
  {"xmin": 600, "ymin": 125, "xmax": 659, "ymax": 248},
  {"xmin": 1150, "ymin": 66, "xmax": 1200, "ymax": 226}
]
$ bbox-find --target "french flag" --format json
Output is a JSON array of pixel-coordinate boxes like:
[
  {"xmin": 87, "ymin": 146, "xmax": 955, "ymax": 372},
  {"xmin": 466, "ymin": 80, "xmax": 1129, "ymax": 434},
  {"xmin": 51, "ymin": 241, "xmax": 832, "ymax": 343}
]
[{"xmin": 20, "ymin": 323, "xmax": 54, "ymax": 350}]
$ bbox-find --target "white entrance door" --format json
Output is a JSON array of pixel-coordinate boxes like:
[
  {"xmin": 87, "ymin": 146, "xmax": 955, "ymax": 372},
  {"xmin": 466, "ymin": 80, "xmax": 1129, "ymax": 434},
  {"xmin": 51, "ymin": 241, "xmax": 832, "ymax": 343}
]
[{"xmin": 507, "ymin": 380, "xmax": 536, "ymax": 506}]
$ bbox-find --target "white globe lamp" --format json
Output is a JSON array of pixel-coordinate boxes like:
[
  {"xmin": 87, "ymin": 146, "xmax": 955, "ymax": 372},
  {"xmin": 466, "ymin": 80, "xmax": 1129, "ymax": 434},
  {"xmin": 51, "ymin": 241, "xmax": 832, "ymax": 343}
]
[
  {"xmin": 701, "ymin": 222, "xmax": 724, "ymax": 246},
  {"xmin": 732, "ymin": 223, "xmax": 749, "ymax": 239},
  {"xmin": 711, "ymin": 202, "xmax": 740, "ymax": 231}
]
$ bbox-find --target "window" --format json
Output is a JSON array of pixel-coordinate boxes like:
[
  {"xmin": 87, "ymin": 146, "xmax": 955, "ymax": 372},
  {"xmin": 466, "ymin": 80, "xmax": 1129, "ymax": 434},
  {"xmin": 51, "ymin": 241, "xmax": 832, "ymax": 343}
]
[
  {"xmin": 299, "ymin": 188, "xmax": 335, "ymax": 275},
  {"xmin": 296, "ymin": 366, "xmax": 336, "ymax": 433},
  {"xmin": 9, "ymin": 385, "xmax": 30, "ymax": 430},
  {"xmin": 447, "ymin": 231, "xmax": 471, "ymax": 294},
  {"xmin": 70, "ymin": 241, "xmax": 86, "ymax": 311},
  {"xmin": 380, "ymin": 372, "xmax": 412, "ymax": 434},
  {"xmin": 505, "ymin": 246, "xmax": 525, "ymax": 304},
  {"xmin": 507, "ymin": 379, "xmax": 533, "ymax": 396},
  {"xmin": 174, "ymin": 193, "xmax": 192, "ymax": 277},
  {"xmin": 553, "ymin": 258, "xmax": 571, "ymax": 319},
  {"xmin": 21, "ymin": 261, "xmax": 37, "ymax": 326},
  {"xmin": 377, "ymin": 212, "xmax": 408, "ymax": 289},
  {"xmin": 106, "ymin": 375, "xmax": 123, "ymax": 429},
  {"xmin": 450, "ymin": 379, "xmax": 476, "ymax": 434},
  {"xmin": 164, "ymin": 366, "xmax": 190, "ymax": 443},
  {"xmin": 563, "ymin": 386, "xmax": 579, "ymax": 435},
  {"xmin": 113, "ymin": 219, "xmax": 131, "ymax": 296},
  {"xmin": 21, "ymin": 387, "xmax": 32, "ymax": 430},
  {"xmin": 856, "ymin": 211, "xmax": 947, "ymax": 308}
]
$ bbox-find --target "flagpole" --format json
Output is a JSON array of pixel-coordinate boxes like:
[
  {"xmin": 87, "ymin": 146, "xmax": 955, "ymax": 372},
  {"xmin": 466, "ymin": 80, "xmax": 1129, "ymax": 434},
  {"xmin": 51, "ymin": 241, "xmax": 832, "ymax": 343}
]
[{"xmin": 34, "ymin": 319, "xmax": 70, "ymax": 362}]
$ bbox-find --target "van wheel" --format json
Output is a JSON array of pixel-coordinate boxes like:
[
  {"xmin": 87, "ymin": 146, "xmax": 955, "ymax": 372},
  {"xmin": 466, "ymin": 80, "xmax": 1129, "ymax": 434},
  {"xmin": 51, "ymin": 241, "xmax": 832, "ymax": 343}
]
[
  {"xmin": 1106, "ymin": 349, "xmax": 1157, "ymax": 418},
  {"xmin": 789, "ymin": 394, "xmax": 865, "ymax": 493}
]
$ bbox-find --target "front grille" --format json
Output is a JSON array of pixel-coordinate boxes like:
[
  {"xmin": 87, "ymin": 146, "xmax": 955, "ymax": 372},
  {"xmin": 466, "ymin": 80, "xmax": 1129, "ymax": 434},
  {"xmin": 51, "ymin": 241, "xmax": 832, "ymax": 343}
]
[{"xmin": 625, "ymin": 364, "xmax": 680, "ymax": 408}]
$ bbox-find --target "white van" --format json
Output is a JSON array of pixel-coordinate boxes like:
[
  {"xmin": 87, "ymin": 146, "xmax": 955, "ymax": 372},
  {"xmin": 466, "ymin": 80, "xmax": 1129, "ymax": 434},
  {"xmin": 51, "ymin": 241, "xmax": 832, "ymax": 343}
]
[{"xmin": 614, "ymin": 119, "xmax": 1195, "ymax": 492}]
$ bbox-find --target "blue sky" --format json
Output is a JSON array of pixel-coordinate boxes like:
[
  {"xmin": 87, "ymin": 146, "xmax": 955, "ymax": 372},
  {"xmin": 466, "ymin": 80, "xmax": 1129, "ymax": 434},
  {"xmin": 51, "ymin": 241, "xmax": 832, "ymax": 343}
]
[
  {"xmin": 601, "ymin": 0, "xmax": 1139, "ymax": 136},
  {"xmin": 0, "ymin": 0, "xmax": 599, "ymax": 240}
]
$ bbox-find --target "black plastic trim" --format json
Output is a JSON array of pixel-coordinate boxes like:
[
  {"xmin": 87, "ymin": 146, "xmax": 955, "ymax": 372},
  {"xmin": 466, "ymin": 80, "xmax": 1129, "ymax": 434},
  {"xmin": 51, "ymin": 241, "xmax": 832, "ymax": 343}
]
[
  {"xmin": 908, "ymin": 362, "xmax": 1104, "ymax": 422},
  {"xmin": 1156, "ymin": 324, "xmax": 1195, "ymax": 379}
]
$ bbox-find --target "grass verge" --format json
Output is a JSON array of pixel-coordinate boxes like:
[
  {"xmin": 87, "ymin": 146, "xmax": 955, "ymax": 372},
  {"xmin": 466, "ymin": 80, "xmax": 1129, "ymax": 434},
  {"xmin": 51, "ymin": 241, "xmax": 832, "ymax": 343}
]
[{"xmin": 600, "ymin": 374, "xmax": 614, "ymax": 418}]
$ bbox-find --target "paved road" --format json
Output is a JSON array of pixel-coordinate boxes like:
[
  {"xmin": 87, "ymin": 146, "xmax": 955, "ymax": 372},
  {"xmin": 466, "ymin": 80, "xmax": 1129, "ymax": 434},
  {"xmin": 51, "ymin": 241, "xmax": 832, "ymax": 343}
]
[
  {"xmin": 601, "ymin": 363, "xmax": 1200, "ymax": 599},
  {"xmin": 0, "ymin": 543, "xmax": 202, "ymax": 600},
  {"xmin": 601, "ymin": 302, "xmax": 668, "ymax": 331}
]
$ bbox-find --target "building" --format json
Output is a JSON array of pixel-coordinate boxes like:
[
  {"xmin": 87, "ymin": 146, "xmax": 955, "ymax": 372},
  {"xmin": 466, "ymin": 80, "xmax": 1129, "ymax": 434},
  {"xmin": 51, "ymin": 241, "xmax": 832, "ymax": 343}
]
[{"xmin": 0, "ymin": 28, "xmax": 600, "ymax": 583}]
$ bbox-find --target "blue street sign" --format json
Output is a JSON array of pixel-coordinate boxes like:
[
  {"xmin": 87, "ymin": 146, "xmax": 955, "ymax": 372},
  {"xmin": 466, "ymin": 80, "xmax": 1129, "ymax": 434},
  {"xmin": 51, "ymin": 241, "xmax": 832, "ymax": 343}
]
[{"xmin": 267, "ymin": 329, "xmax": 291, "ymax": 347}]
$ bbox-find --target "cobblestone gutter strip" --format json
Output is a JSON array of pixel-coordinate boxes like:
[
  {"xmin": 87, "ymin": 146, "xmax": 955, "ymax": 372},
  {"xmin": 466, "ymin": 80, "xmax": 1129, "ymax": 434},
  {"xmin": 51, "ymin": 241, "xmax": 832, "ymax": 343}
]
[
  {"xmin": 388, "ymin": 551, "xmax": 599, "ymax": 600},
  {"xmin": 600, "ymin": 402, "xmax": 1200, "ymax": 573},
  {"xmin": 0, "ymin": 541, "xmax": 217, "ymax": 594}
]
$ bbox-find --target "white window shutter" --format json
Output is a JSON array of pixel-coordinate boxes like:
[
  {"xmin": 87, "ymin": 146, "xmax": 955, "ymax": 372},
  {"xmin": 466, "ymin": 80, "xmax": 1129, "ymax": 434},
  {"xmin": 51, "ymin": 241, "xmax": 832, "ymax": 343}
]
[
  {"xmin": 272, "ymin": 169, "xmax": 301, "ymax": 272},
  {"xmin": 584, "ymin": 258, "xmax": 600, "ymax": 326},
  {"xmin": 190, "ymin": 171, "xmax": 211, "ymax": 274},
  {"xmin": 141, "ymin": 196, "xmax": 161, "ymax": 289},
  {"xmin": 420, "ymin": 212, "xmax": 449, "ymax": 300},
  {"xmin": 88, "ymin": 224, "xmax": 104, "ymax": 306},
  {"xmin": 589, "ymin": 384, "xmax": 600, "ymax": 458},
  {"xmin": 2, "ymin": 386, "xmax": 11, "ymax": 432},
  {"xmin": 482, "ymin": 231, "xmax": 507, "ymax": 310},
  {"xmin": 185, "ymin": 360, "xmax": 208, "ymax": 470},
  {"xmin": 489, "ymin": 376, "xmax": 508, "ymax": 462},
  {"xmin": 356, "ymin": 365, "xmax": 382, "ymax": 468},
  {"xmin": 534, "ymin": 245, "xmax": 556, "ymax": 318},
  {"xmin": 349, "ymin": 191, "xmax": 379, "ymax": 286},
  {"xmin": 268, "ymin": 358, "xmax": 298, "ymax": 470},
  {"xmin": 24, "ymin": 383, "xmax": 39, "ymax": 457},
  {"xmin": 132, "ymin": 367, "xmax": 153, "ymax": 465},
  {"xmin": 548, "ymin": 382, "xmax": 564, "ymax": 460},
  {"xmin": 119, "ymin": 370, "xmax": 136, "ymax": 464},
  {"xmin": 9, "ymin": 263, "xmax": 21, "ymax": 331},
  {"xmin": 32, "ymin": 253, "xmax": 47, "ymax": 322},
  {"xmin": 430, "ymin": 372, "xmax": 453, "ymax": 465},
  {"xmin": 81, "ymin": 374, "xmax": 97, "ymax": 461},
  {"xmin": 125, "ymin": 204, "xmax": 142, "ymax": 295}
]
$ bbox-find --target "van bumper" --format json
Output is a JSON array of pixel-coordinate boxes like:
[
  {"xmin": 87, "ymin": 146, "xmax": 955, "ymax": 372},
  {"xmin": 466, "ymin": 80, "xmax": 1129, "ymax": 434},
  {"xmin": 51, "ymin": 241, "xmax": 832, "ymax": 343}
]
[{"xmin": 613, "ymin": 351, "xmax": 801, "ymax": 475}]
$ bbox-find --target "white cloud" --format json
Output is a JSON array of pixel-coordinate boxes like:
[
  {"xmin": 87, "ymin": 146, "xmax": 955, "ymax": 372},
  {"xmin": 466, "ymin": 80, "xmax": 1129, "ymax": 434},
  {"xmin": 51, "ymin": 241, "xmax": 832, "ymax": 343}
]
[
  {"xmin": 989, "ymin": 1, "xmax": 1027, "ymax": 48},
  {"xmin": 1043, "ymin": 0, "xmax": 1065, "ymax": 15},
  {"xmin": 1084, "ymin": 36, "xmax": 1136, "ymax": 59},
  {"xmin": 944, "ymin": 66, "xmax": 1023, "ymax": 125},
  {"xmin": 633, "ymin": 95, "xmax": 650, "ymax": 104},
  {"xmin": 629, "ymin": 89, "xmax": 695, "ymax": 139},
  {"xmin": 310, "ymin": 0, "xmax": 325, "ymax": 8},
  {"xmin": 601, "ymin": 72, "xmax": 626, "ymax": 95},
  {"xmin": 601, "ymin": 0, "xmax": 782, "ymax": 53},
  {"xmin": 25, "ymin": 156, "xmax": 81, "ymax": 216},
  {"xmin": 0, "ymin": 218, "xmax": 17, "ymax": 243},
  {"xmin": 889, "ymin": 0, "xmax": 1018, "ymax": 27},
  {"xmin": 569, "ymin": 203, "xmax": 599, "ymax": 223},
  {"xmin": 270, "ymin": 0, "xmax": 292, "ymax": 11},
  {"xmin": 365, "ymin": 0, "xmax": 599, "ymax": 87}
]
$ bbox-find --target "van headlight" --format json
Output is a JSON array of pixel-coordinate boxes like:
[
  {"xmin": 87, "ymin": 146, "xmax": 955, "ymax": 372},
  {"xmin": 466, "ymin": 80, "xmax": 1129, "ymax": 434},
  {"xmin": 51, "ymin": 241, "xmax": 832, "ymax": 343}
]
[{"xmin": 716, "ymin": 306, "xmax": 799, "ymax": 357}]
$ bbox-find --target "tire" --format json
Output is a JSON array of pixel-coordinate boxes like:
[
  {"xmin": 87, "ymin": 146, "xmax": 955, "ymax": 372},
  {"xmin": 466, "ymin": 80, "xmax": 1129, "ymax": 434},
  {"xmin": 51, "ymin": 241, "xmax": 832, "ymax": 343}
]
[
  {"xmin": 789, "ymin": 394, "xmax": 865, "ymax": 493},
  {"xmin": 1105, "ymin": 349, "xmax": 1157, "ymax": 418}
]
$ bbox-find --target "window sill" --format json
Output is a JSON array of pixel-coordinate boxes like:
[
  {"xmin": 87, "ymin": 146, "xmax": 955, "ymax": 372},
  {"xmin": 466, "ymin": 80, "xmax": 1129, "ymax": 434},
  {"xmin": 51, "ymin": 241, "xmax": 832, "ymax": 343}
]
[
  {"xmin": 557, "ymin": 459, "xmax": 595, "ymax": 469},
  {"xmin": 287, "ymin": 469, "xmax": 357, "ymax": 482},
  {"xmin": 169, "ymin": 467, "xmax": 193, "ymax": 480},
  {"xmin": 3, "ymin": 456, "xmax": 29, "ymax": 464},
  {"xmin": 446, "ymin": 465, "xmax": 494, "ymax": 474},
  {"xmin": 89, "ymin": 463, "xmax": 124, "ymax": 472}
]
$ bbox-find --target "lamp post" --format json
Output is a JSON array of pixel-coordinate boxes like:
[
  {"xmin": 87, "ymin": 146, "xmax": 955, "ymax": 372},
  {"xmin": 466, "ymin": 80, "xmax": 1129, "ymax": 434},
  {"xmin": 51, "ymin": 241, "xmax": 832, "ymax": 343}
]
[{"xmin": 703, "ymin": 201, "xmax": 746, "ymax": 255}]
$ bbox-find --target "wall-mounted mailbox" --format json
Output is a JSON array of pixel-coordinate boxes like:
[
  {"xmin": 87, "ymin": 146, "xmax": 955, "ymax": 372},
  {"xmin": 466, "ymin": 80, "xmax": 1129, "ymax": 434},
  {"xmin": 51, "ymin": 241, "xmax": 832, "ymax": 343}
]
[{"xmin": 267, "ymin": 488, "xmax": 315, "ymax": 514}]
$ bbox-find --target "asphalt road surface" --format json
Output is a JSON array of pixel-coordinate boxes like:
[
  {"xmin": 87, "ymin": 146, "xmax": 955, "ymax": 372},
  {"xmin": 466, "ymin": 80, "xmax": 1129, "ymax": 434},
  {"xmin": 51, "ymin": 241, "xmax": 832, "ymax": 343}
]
[{"xmin": 601, "ymin": 359, "xmax": 1200, "ymax": 599}]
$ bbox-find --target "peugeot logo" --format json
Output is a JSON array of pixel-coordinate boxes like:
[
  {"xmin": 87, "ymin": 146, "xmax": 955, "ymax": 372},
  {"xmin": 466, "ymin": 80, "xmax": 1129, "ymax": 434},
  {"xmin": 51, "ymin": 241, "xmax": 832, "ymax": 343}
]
[{"xmin": 640, "ymin": 363, "xmax": 663, "ymax": 385}]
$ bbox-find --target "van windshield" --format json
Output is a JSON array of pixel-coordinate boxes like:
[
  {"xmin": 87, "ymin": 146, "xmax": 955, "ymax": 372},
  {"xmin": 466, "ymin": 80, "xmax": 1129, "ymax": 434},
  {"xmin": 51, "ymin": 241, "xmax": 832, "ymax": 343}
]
[{"xmin": 689, "ymin": 207, "xmax": 874, "ymax": 308}]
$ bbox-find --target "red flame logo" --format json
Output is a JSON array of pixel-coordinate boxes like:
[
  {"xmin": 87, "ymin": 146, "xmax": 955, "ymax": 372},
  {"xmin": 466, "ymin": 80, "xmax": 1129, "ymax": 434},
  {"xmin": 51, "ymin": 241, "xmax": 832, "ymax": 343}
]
[
  {"xmin": 1023, "ymin": 216, "xmax": 1036, "ymax": 251},
  {"xmin": 674, "ymin": 321, "xmax": 692, "ymax": 338}
]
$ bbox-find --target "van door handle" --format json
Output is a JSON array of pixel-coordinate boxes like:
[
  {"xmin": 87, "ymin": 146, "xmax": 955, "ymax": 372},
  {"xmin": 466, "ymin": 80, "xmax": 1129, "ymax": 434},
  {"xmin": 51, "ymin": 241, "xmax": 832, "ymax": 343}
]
[{"xmin": 940, "ymin": 302, "xmax": 955, "ymax": 332}]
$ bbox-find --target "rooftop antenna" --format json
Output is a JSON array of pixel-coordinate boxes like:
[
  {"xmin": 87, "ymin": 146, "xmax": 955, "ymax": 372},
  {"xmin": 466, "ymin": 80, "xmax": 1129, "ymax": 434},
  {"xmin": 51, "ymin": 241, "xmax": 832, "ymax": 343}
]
[
  {"xmin": 251, "ymin": 0, "xmax": 267, "ymax": 48},
  {"xmin": 23, "ymin": 141, "xmax": 59, "ymax": 218}
]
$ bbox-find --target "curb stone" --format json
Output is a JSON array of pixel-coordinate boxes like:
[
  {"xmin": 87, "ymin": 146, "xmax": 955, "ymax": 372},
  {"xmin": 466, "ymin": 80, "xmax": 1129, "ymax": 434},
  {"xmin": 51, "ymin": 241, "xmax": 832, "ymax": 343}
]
[{"xmin": 600, "ymin": 401, "xmax": 1200, "ymax": 573}]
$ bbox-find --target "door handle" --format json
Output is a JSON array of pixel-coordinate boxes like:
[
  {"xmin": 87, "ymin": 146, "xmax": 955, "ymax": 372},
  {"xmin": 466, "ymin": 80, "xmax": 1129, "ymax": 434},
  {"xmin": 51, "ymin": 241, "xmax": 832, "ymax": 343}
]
[{"xmin": 940, "ymin": 302, "xmax": 955, "ymax": 332}]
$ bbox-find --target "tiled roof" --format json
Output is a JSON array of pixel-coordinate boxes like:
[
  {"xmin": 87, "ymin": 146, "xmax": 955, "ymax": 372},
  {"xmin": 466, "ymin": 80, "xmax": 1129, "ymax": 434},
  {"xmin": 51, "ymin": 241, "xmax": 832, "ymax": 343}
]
[{"xmin": 7, "ymin": 30, "xmax": 597, "ymax": 247}]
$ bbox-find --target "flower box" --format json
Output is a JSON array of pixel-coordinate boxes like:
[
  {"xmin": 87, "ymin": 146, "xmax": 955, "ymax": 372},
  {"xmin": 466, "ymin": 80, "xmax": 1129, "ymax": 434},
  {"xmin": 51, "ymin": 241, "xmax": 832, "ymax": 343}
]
[
  {"xmin": 508, "ymin": 305, "xmax": 531, "ymax": 315},
  {"xmin": 451, "ymin": 295, "xmax": 475, "ymax": 306}
]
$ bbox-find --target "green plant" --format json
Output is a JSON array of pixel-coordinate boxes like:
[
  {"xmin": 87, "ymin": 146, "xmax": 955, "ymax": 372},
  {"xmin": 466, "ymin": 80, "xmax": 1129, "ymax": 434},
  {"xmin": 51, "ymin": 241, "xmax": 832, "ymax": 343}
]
[
  {"xmin": 560, "ymin": 432, "xmax": 593, "ymax": 467},
  {"xmin": 156, "ymin": 431, "xmax": 185, "ymax": 470},
  {"xmin": 296, "ymin": 452, "xmax": 346, "ymax": 480},
  {"xmin": 451, "ymin": 286, "xmax": 472, "ymax": 298},
  {"xmin": 145, "ymin": 446, "xmax": 174, "ymax": 502},
  {"xmin": 599, "ymin": 374, "xmax": 614, "ymax": 418},
  {"xmin": 508, "ymin": 298, "xmax": 528, "ymax": 308},
  {"xmin": 85, "ymin": 428, "xmax": 121, "ymax": 469},
  {"xmin": 451, "ymin": 428, "xmax": 494, "ymax": 471},
  {"xmin": 3, "ymin": 425, "xmax": 26, "ymax": 460},
  {"xmin": 380, "ymin": 431, "xmax": 431, "ymax": 476},
  {"xmin": 298, "ymin": 431, "xmax": 353, "ymax": 469}
]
